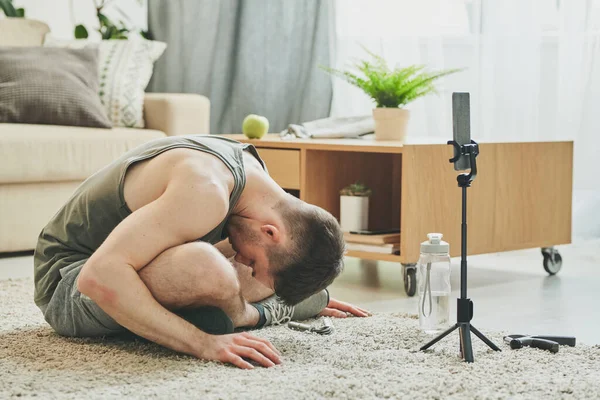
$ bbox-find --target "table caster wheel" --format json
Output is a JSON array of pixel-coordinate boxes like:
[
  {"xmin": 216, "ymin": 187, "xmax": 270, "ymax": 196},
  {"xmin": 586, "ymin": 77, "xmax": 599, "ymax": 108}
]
[
  {"xmin": 402, "ymin": 263, "xmax": 417, "ymax": 297},
  {"xmin": 541, "ymin": 247, "xmax": 562, "ymax": 275}
]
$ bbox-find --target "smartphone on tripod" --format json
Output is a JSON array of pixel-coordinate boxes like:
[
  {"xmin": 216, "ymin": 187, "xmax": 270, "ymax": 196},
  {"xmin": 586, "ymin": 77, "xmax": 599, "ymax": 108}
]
[{"xmin": 452, "ymin": 93, "xmax": 472, "ymax": 171}]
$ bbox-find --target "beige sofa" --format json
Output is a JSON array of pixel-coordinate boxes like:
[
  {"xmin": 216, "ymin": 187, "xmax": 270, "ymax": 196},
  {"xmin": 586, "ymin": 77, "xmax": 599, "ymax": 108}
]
[{"xmin": 0, "ymin": 19, "xmax": 211, "ymax": 253}]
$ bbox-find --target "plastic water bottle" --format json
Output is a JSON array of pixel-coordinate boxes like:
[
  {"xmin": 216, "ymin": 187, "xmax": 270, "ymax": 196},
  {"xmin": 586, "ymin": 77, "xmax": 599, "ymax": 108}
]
[{"xmin": 417, "ymin": 233, "xmax": 451, "ymax": 334}]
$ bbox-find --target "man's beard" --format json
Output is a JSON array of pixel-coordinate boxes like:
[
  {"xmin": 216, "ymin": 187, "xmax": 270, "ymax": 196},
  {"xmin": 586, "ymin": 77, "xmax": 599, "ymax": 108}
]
[{"xmin": 229, "ymin": 217, "xmax": 260, "ymax": 248}]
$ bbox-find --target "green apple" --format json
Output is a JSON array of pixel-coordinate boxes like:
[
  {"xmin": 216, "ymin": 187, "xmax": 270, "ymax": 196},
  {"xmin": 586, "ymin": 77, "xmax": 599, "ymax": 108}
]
[{"xmin": 242, "ymin": 114, "xmax": 269, "ymax": 139}]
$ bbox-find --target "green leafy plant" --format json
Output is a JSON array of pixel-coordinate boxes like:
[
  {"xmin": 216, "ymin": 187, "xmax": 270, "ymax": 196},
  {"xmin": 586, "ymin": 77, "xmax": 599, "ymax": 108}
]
[
  {"xmin": 321, "ymin": 48, "xmax": 462, "ymax": 108},
  {"xmin": 0, "ymin": 0, "xmax": 25, "ymax": 17},
  {"xmin": 74, "ymin": 0, "xmax": 149, "ymax": 40},
  {"xmin": 340, "ymin": 182, "xmax": 372, "ymax": 197}
]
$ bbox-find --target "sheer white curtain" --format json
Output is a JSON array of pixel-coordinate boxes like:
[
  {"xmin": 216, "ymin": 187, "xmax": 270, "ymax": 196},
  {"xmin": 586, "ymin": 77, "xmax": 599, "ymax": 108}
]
[{"xmin": 330, "ymin": 0, "xmax": 600, "ymax": 238}]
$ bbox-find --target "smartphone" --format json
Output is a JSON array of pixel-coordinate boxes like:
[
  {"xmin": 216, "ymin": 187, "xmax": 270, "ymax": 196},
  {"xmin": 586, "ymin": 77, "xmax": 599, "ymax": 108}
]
[{"xmin": 452, "ymin": 92, "xmax": 471, "ymax": 171}]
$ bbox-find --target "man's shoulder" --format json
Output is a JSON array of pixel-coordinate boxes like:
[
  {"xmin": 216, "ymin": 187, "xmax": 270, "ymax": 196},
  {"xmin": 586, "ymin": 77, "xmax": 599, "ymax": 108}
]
[
  {"xmin": 165, "ymin": 150, "xmax": 233, "ymax": 212},
  {"xmin": 168, "ymin": 148, "xmax": 236, "ymax": 187}
]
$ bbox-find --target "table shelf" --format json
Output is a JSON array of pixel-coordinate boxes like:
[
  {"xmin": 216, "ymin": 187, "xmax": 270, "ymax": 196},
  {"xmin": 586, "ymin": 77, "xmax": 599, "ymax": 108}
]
[{"xmin": 345, "ymin": 250, "xmax": 403, "ymax": 263}]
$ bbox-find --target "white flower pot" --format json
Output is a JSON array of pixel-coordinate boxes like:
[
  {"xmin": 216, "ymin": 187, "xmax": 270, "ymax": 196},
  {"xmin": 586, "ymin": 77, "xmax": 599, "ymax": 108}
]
[
  {"xmin": 340, "ymin": 195, "xmax": 369, "ymax": 232},
  {"xmin": 373, "ymin": 108, "xmax": 410, "ymax": 141}
]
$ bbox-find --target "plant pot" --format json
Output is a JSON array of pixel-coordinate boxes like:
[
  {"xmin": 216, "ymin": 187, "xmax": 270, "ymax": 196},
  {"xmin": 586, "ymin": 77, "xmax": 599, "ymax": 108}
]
[
  {"xmin": 373, "ymin": 108, "xmax": 410, "ymax": 141},
  {"xmin": 340, "ymin": 195, "xmax": 369, "ymax": 232}
]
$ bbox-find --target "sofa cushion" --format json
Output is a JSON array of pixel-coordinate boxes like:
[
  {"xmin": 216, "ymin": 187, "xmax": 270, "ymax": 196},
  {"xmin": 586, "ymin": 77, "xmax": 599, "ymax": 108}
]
[
  {"xmin": 0, "ymin": 124, "xmax": 166, "ymax": 184},
  {"xmin": 0, "ymin": 19, "xmax": 49, "ymax": 47},
  {"xmin": 0, "ymin": 47, "xmax": 112, "ymax": 128},
  {"xmin": 44, "ymin": 36, "xmax": 167, "ymax": 129}
]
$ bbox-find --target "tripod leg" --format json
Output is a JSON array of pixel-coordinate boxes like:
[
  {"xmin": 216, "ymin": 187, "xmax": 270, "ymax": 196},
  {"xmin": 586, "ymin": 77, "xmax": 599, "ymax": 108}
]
[
  {"xmin": 470, "ymin": 325, "xmax": 501, "ymax": 351},
  {"xmin": 459, "ymin": 323, "xmax": 474, "ymax": 362},
  {"xmin": 420, "ymin": 324, "xmax": 459, "ymax": 351}
]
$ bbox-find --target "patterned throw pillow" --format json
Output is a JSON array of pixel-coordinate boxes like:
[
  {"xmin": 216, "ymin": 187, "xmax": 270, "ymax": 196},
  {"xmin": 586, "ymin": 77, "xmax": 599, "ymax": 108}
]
[{"xmin": 44, "ymin": 36, "xmax": 166, "ymax": 128}]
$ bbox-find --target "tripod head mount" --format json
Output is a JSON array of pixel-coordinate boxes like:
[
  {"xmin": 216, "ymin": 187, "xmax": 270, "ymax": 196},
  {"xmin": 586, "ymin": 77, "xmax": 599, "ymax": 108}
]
[{"xmin": 448, "ymin": 140, "xmax": 479, "ymax": 187}]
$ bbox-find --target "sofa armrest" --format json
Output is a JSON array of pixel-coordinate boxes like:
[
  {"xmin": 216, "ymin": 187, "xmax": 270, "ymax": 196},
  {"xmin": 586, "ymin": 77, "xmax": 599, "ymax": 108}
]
[{"xmin": 143, "ymin": 93, "xmax": 210, "ymax": 136}]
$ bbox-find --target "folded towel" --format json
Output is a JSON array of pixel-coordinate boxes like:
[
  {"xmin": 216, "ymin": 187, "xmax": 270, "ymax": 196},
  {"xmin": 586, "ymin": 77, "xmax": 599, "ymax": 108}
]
[{"xmin": 280, "ymin": 116, "xmax": 375, "ymax": 139}]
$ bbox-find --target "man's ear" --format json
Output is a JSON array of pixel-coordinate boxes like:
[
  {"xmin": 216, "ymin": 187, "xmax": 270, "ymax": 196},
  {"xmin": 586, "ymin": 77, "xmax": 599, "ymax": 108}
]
[{"xmin": 260, "ymin": 224, "xmax": 281, "ymax": 244}]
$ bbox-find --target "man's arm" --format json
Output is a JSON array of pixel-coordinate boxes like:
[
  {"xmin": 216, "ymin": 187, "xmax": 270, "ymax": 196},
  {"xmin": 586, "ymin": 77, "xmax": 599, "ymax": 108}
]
[{"xmin": 77, "ymin": 165, "xmax": 279, "ymax": 368}]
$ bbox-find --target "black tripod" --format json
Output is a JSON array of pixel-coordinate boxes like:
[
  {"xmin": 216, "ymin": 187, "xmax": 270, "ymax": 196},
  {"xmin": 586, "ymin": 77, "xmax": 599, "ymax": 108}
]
[{"xmin": 419, "ymin": 139, "xmax": 501, "ymax": 362}]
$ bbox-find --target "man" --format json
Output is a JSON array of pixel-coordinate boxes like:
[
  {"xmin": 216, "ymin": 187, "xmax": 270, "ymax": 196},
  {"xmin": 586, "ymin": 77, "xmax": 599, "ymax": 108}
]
[{"xmin": 34, "ymin": 135, "xmax": 368, "ymax": 370}]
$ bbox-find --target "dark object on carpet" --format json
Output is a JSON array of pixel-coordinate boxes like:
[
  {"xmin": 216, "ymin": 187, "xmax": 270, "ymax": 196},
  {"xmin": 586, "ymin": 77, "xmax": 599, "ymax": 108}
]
[
  {"xmin": 504, "ymin": 334, "xmax": 577, "ymax": 353},
  {"xmin": 287, "ymin": 317, "xmax": 334, "ymax": 335},
  {"xmin": 177, "ymin": 306, "xmax": 234, "ymax": 335}
]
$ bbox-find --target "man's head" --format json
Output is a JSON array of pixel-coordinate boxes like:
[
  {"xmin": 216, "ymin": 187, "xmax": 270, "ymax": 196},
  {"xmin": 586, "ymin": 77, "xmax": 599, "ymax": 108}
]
[{"xmin": 227, "ymin": 196, "xmax": 345, "ymax": 305}]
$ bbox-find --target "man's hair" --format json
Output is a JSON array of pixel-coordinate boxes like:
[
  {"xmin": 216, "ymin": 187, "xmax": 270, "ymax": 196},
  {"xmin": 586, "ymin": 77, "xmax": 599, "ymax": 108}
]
[{"xmin": 269, "ymin": 199, "xmax": 345, "ymax": 305}]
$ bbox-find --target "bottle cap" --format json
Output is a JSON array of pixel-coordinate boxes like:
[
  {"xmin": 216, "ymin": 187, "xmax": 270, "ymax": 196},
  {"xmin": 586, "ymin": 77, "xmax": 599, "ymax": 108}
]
[{"xmin": 420, "ymin": 233, "xmax": 449, "ymax": 254}]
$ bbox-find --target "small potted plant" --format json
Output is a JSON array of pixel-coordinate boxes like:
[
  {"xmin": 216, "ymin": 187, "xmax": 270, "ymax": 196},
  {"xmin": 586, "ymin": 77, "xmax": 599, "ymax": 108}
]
[
  {"xmin": 339, "ymin": 182, "xmax": 372, "ymax": 232},
  {"xmin": 322, "ymin": 48, "xmax": 462, "ymax": 141}
]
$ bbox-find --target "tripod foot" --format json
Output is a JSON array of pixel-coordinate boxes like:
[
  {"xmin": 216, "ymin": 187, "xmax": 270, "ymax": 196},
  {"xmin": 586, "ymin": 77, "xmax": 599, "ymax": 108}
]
[
  {"xmin": 459, "ymin": 323, "xmax": 474, "ymax": 362},
  {"xmin": 470, "ymin": 325, "xmax": 501, "ymax": 351},
  {"xmin": 420, "ymin": 323, "xmax": 499, "ymax": 362},
  {"xmin": 420, "ymin": 324, "xmax": 459, "ymax": 351}
]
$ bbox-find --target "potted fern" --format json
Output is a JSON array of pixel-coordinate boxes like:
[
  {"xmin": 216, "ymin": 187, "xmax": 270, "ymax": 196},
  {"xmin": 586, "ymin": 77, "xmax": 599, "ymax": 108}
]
[
  {"xmin": 322, "ymin": 49, "xmax": 461, "ymax": 141},
  {"xmin": 339, "ymin": 182, "xmax": 372, "ymax": 232},
  {"xmin": 0, "ymin": 0, "xmax": 25, "ymax": 17}
]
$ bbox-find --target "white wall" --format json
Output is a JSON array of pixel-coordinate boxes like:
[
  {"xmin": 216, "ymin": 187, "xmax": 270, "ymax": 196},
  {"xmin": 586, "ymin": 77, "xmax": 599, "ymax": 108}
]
[{"xmin": 13, "ymin": 0, "xmax": 147, "ymax": 40}]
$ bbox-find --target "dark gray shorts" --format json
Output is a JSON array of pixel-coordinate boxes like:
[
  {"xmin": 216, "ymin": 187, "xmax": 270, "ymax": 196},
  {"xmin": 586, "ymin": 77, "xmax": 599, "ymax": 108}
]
[{"xmin": 39, "ymin": 260, "xmax": 124, "ymax": 337}]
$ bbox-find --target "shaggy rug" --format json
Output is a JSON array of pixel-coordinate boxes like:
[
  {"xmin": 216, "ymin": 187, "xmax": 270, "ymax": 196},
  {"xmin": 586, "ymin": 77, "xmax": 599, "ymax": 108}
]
[{"xmin": 1, "ymin": 277, "xmax": 599, "ymax": 400}]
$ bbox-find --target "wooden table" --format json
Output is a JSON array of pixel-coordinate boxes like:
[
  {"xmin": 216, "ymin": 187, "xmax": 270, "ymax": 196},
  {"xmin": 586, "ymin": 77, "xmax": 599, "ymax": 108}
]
[{"xmin": 224, "ymin": 134, "xmax": 573, "ymax": 295}]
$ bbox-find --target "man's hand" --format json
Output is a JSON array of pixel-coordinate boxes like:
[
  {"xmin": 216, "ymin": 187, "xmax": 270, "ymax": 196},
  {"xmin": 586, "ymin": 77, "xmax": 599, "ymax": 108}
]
[
  {"xmin": 318, "ymin": 297, "xmax": 372, "ymax": 318},
  {"xmin": 203, "ymin": 331, "xmax": 282, "ymax": 369}
]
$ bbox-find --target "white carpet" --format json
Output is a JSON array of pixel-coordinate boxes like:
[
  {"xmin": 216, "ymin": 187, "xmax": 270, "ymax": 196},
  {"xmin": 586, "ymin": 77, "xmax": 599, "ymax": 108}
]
[{"xmin": 1, "ymin": 277, "xmax": 599, "ymax": 400}]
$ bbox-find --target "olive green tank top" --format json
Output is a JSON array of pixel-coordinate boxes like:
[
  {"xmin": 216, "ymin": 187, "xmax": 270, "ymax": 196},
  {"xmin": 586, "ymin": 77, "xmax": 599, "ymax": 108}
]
[{"xmin": 33, "ymin": 135, "xmax": 265, "ymax": 307}]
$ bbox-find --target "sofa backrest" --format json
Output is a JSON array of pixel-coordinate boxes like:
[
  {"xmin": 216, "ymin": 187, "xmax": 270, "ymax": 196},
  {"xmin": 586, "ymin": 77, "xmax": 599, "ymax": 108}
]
[{"xmin": 0, "ymin": 18, "xmax": 49, "ymax": 47}]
